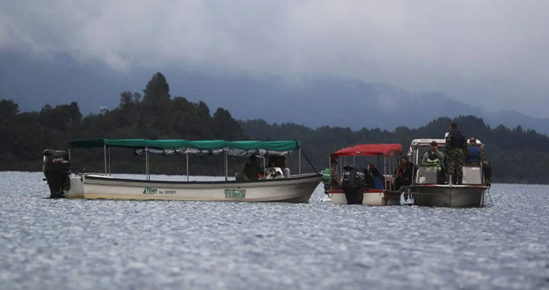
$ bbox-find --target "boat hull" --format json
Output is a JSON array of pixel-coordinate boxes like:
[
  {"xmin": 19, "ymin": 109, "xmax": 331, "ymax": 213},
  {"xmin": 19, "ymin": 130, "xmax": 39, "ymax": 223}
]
[
  {"xmin": 410, "ymin": 185, "xmax": 487, "ymax": 207},
  {"xmin": 329, "ymin": 189, "xmax": 402, "ymax": 206},
  {"xmin": 65, "ymin": 174, "xmax": 322, "ymax": 203}
]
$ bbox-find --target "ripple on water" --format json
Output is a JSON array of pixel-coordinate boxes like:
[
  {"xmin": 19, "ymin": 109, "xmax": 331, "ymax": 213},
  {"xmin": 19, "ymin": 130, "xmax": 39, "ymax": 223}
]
[{"xmin": 0, "ymin": 172, "xmax": 548, "ymax": 290}]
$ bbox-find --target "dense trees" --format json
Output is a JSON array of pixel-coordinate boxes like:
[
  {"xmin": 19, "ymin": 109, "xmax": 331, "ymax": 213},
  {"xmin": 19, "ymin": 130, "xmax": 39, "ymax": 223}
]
[
  {"xmin": 0, "ymin": 73, "xmax": 245, "ymax": 174},
  {"xmin": 1, "ymin": 72, "xmax": 548, "ymax": 184},
  {"xmin": 240, "ymin": 115, "xmax": 549, "ymax": 184}
]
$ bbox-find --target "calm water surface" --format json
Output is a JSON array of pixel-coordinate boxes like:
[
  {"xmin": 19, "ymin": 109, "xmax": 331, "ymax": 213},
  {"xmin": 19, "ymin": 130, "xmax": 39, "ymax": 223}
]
[{"xmin": 1, "ymin": 172, "xmax": 548, "ymax": 290}]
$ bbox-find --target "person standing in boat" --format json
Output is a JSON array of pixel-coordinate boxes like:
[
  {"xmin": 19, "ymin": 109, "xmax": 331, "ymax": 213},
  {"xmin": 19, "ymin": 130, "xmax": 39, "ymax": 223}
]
[
  {"xmin": 467, "ymin": 140, "xmax": 492, "ymax": 186},
  {"xmin": 421, "ymin": 141, "xmax": 446, "ymax": 183},
  {"xmin": 465, "ymin": 138, "xmax": 485, "ymax": 166},
  {"xmin": 322, "ymin": 159, "xmax": 341, "ymax": 195},
  {"xmin": 445, "ymin": 123, "xmax": 468, "ymax": 184},
  {"xmin": 478, "ymin": 143, "xmax": 492, "ymax": 186}
]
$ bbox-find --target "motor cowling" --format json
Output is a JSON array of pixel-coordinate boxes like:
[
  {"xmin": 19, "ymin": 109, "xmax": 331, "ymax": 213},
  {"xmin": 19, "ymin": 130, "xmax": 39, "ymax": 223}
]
[
  {"xmin": 342, "ymin": 165, "xmax": 365, "ymax": 204},
  {"xmin": 43, "ymin": 149, "xmax": 71, "ymax": 198}
]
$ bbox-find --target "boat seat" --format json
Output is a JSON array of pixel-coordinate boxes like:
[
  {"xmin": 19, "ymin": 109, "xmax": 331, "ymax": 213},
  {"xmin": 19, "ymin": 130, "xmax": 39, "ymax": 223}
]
[
  {"xmin": 415, "ymin": 167, "xmax": 438, "ymax": 184},
  {"xmin": 462, "ymin": 166, "xmax": 484, "ymax": 185}
]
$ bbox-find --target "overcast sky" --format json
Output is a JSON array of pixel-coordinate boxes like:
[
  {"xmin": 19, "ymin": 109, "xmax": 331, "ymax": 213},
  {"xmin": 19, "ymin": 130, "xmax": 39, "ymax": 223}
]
[{"xmin": 1, "ymin": 0, "xmax": 548, "ymax": 117}]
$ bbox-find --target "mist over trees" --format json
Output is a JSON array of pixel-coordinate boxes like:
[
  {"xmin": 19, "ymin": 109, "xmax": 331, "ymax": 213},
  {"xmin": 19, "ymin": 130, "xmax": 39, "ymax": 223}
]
[{"xmin": 1, "ymin": 72, "xmax": 548, "ymax": 184}]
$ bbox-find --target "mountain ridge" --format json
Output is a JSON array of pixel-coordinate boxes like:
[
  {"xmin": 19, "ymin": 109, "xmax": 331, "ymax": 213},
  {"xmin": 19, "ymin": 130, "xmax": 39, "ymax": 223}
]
[{"xmin": 1, "ymin": 50, "xmax": 547, "ymax": 134}]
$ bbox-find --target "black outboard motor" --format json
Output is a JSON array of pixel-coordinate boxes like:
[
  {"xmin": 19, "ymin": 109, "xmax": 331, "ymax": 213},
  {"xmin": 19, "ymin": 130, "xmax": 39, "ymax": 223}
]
[
  {"xmin": 342, "ymin": 165, "xmax": 365, "ymax": 204},
  {"xmin": 43, "ymin": 149, "xmax": 71, "ymax": 198}
]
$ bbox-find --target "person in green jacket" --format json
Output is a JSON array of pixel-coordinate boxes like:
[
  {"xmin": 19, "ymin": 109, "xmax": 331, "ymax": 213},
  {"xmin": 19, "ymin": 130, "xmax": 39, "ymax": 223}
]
[
  {"xmin": 422, "ymin": 141, "xmax": 446, "ymax": 183},
  {"xmin": 322, "ymin": 159, "xmax": 340, "ymax": 195}
]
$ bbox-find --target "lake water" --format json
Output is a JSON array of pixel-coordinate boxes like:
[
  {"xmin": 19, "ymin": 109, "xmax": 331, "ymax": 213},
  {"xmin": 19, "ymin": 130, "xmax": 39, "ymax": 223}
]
[{"xmin": 1, "ymin": 172, "xmax": 548, "ymax": 290}]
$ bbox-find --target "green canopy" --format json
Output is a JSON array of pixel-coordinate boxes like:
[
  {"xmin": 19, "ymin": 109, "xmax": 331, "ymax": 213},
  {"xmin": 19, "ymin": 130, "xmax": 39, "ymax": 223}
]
[{"xmin": 69, "ymin": 138, "xmax": 301, "ymax": 156}]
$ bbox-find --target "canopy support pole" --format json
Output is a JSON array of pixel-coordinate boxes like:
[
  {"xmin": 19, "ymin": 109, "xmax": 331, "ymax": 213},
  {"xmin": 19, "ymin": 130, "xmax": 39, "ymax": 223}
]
[
  {"xmin": 103, "ymin": 145, "xmax": 107, "ymax": 175},
  {"xmin": 224, "ymin": 153, "xmax": 228, "ymax": 181},
  {"xmin": 383, "ymin": 158, "xmax": 387, "ymax": 175},
  {"xmin": 390, "ymin": 155, "xmax": 394, "ymax": 175},
  {"xmin": 186, "ymin": 154, "xmax": 189, "ymax": 182},
  {"xmin": 108, "ymin": 147, "xmax": 111, "ymax": 176},
  {"xmin": 298, "ymin": 147, "xmax": 302, "ymax": 175},
  {"xmin": 145, "ymin": 147, "xmax": 150, "ymax": 181}
]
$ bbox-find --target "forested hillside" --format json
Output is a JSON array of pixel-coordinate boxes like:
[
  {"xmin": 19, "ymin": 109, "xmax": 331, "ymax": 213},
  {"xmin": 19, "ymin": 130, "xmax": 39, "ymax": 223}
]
[
  {"xmin": 1, "ymin": 72, "xmax": 548, "ymax": 184},
  {"xmin": 240, "ymin": 117, "xmax": 549, "ymax": 184},
  {"xmin": 0, "ymin": 73, "xmax": 245, "ymax": 175}
]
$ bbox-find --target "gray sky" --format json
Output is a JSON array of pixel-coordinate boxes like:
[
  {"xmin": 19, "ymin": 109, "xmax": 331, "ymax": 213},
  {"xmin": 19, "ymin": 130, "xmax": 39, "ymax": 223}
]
[{"xmin": 1, "ymin": 0, "xmax": 548, "ymax": 117}]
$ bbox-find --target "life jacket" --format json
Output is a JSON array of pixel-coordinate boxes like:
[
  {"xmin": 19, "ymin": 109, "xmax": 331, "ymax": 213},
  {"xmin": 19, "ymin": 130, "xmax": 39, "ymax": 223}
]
[
  {"xmin": 425, "ymin": 151, "xmax": 441, "ymax": 171},
  {"xmin": 449, "ymin": 130, "xmax": 465, "ymax": 149},
  {"xmin": 466, "ymin": 146, "xmax": 480, "ymax": 163},
  {"xmin": 322, "ymin": 168, "xmax": 332, "ymax": 185}
]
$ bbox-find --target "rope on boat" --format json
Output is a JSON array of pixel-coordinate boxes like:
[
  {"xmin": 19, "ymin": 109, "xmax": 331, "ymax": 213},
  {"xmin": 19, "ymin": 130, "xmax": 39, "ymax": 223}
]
[
  {"xmin": 300, "ymin": 150, "xmax": 320, "ymax": 175},
  {"xmin": 487, "ymin": 187, "xmax": 495, "ymax": 206}
]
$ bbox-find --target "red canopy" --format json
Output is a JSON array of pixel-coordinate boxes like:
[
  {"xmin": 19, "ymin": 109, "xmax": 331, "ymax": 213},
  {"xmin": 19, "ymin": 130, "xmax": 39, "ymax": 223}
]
[{"xmin": 330, "ymin": 144, "xmax": 403, "ymax": 158}]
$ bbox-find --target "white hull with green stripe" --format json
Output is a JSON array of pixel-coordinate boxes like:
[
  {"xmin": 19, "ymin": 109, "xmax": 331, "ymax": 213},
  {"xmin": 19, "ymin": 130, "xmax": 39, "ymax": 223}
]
[{"xmin": 65, "ymin": 174, "xmax": 321, "ymax": 203}]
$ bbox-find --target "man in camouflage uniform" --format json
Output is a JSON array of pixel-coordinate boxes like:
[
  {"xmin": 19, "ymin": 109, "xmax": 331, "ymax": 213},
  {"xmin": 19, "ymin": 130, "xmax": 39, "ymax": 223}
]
[{"xmin": 445, "ymin": 123, "xmax": 467, "ymax": 184}]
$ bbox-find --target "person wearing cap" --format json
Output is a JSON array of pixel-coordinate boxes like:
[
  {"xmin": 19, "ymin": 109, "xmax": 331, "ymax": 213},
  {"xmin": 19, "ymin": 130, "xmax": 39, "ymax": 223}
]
[
  {"xmin": 465, "ymin": 138, "xmax": 485, "ymax": 166},
  {"xmin": 422, "ymin": 141, "xmax": 446, "ymax": 183}
]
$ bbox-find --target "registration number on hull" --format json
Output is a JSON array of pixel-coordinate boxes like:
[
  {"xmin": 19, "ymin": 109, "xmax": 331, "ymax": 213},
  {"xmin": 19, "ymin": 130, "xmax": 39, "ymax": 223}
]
[
  {"xmin": 224, "ymin": 188, "xmax": 246, "ymax": 199},
  {"xmin": 142, "ymin": 187, "xmax": 176, "ymax": 195}
]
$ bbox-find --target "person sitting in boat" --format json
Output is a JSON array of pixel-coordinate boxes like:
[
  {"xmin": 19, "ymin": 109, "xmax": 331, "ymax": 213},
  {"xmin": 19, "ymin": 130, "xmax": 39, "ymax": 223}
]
[
  {"xmin": 322, "ymin": 159, "xmax": 341, "ymax": 195},
  {"xmin": 268, "ymin": 155, "xmax": 287, "ymax": 169},
  {"xmin": 365, "ymin": 164, "xmax": 385, "ymax": 189},
  {"xmin": 465, "ymin": 138, "xmax": 485, "ymax": 166},
  {"xmin": 242, "ymin": 155, "xmax": 263, "ymax": 181},
  {"xmin": 421, "ymin": 141, "xmax": 446, "ymax": 183},
  {"xmin": 394, "ymin": 156, "xmax": 414, "ymax": 191}
]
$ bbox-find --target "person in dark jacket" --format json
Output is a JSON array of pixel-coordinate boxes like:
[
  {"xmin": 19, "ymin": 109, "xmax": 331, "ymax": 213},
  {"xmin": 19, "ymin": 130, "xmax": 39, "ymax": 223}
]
[
  {"xmin": 445, "ymin": 123, "xmax": 467, "ymax": 184},
  {"xmin": 243, "ymin": 155, "xmax": 262, "ymax": 181},
  {"xmin": 394, "ymin": 156, "xmax": 414, "ymax": 190}
]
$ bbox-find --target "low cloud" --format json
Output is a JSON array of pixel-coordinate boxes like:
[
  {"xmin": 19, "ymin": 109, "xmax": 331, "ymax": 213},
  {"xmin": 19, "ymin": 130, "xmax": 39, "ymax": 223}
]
[{"xmin": 1, "ymin": 0, "xmax": 548, "ymax": 117}]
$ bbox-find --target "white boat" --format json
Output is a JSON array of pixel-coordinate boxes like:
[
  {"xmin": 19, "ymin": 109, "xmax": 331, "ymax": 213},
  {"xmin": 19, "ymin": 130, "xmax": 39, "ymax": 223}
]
[
  {"xmin": 325, "ymin": 144, "xmax": 404, "ymax": 205},
  {"xmin": 407, "ymin": 138, "xmax": 490, "ymax": 207},
  {"xmin": 43, "ymin": 139, "xmax": 321, "ymax": 203}
]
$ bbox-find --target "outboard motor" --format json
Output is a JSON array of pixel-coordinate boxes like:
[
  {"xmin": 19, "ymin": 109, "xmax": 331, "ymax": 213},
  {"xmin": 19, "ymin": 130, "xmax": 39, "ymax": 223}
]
[
  {"xmin": 43, "ymin": 149, "xmax": 71, "ymax": 198},
  {"xmin": 342, "ymin": 165, "xmax": 365, "ymax": 204}
]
